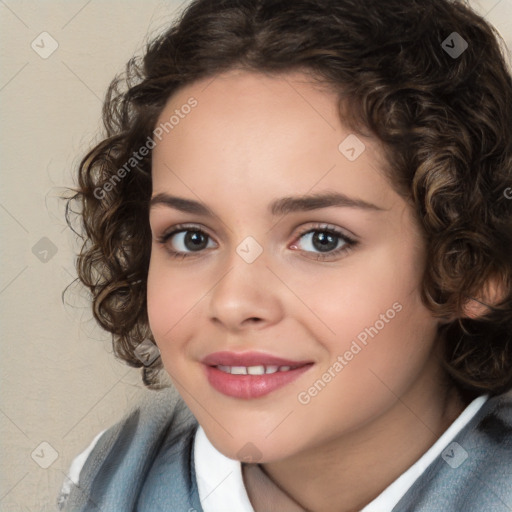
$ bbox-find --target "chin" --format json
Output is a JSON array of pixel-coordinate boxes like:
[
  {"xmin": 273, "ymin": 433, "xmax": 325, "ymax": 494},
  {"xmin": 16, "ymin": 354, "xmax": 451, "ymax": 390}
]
[{"xmin": 203, "ymin": 424, "xmax": 300, "ymax": 464}]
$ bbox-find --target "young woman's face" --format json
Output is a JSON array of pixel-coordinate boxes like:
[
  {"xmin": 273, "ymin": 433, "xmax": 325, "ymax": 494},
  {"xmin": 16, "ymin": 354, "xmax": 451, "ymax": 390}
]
[{"xmin": 148, "ymin": 69, "xmax": 443, "ymax": 462}]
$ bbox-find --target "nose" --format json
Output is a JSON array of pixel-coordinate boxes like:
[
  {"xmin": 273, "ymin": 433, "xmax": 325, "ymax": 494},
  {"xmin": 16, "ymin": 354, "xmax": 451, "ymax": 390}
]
[{"xmin": 207, "ymin": 251, "xmax": 284, "ymax": 332}]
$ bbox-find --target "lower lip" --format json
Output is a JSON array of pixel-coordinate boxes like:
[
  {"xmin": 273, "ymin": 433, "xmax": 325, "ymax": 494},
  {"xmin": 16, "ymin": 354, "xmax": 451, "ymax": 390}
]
[{"xmin": 204, "ymin": 364, "xmax": 313, "ymax": 399}]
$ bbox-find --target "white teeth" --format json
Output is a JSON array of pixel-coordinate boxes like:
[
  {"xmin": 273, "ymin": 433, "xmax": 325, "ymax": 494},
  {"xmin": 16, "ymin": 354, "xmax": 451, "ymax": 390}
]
[
  {"xmin": 216, "ymin": 365, "xmax": 296, "ymax": 375},
  {"xmin": 230, "ymin": 366, "xmax": 248, "ymax": 375},
  {"xmin": 247, "ymin": 365, "xmax": 265, "ymax": 375}
]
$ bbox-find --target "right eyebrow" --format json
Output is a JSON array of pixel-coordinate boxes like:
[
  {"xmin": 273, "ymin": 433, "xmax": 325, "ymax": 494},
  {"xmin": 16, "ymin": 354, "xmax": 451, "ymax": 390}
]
[{"xmin": 150, "ymin": 194, "xmax": 213, "ymax": 216}]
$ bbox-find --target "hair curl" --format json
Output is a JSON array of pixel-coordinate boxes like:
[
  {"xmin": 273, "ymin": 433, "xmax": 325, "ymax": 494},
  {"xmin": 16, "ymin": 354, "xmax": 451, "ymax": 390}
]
[{"xmin": 66, "ymin": 0, "xmax": 512, "ymax": 396}]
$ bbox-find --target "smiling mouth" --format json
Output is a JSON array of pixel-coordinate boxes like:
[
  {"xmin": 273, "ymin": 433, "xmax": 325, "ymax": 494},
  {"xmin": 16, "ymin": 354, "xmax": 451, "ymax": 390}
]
[
  {"xmin": 215, "ymin": 364, "xmax": 302, "ymax": 375},
  {"xmin": 201, "ymin": 350, "xmax": 314, "ymax": 398},
  {"xmin": 203, "ymin": 362, "xmax": 314, "ymax": 399}
]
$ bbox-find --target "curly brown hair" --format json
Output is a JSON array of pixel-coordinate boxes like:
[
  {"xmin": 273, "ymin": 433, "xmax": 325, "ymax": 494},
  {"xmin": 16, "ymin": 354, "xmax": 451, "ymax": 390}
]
[{"xmin": 66, "ymin": 0, "xmax": 512, "ymax": 395}]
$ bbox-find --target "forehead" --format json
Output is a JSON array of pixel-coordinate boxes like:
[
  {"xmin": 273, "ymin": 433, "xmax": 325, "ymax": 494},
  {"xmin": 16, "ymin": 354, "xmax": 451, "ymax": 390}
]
[
  {"xmin": 151, "ymin": 69, "xmax": 397, "ymax": 212},
  {"xmin": 155, "ymin": 69, "xmax": 342, "ymax": 158},
  {"xmin": 165, "ymin": 69, "xmax": 338, "ymax": 122}
]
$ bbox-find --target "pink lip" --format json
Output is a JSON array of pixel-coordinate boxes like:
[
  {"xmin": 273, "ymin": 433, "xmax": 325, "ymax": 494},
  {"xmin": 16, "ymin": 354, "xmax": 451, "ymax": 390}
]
[
  {"xmin": 201, "ymin": 351, "xmax": 314, "ymax": 399},
  {"xmin": 201, "ymin": 350, "xmax": 312, "ymax": 367}
]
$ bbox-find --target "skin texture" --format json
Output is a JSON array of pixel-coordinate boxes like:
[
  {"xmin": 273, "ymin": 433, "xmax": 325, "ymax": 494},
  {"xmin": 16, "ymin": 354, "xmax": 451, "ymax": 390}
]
[{"xmin": 147, "ymin": 69, "xmax": 466, "ymax": 512}]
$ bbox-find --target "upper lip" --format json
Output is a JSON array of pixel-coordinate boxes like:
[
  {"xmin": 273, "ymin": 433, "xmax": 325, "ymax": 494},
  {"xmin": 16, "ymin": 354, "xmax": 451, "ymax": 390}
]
[{"xmin": 202, "ymin": 351, "xmax": 313, "ymax": 367}]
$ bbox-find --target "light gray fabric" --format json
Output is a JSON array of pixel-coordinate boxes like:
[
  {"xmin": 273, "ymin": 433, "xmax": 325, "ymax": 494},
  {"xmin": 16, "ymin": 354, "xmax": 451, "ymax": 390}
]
[
  {"xmin": 57, "ymin": 390, "xmax": 512, "ymax": 511},
  {"xmin": 391, "ymin": 391, "xmax": 512, "ymax": 511},
  {"xmin": 58, "ymin": 387, "xmax": 202, "ymax": 512}
]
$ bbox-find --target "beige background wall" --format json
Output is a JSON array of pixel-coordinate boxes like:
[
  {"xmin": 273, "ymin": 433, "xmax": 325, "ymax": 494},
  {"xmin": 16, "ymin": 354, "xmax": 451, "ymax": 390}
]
[{"xmin": 1, "ymin": 1, "xmax": 511, "ymax": 510}]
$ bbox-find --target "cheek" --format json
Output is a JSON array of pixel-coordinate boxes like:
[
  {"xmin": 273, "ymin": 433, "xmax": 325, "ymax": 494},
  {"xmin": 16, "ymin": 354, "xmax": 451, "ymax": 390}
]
[
  {"xmin": 285, "ymin": 244, "xmax": 425, "ymax": 338},
  {"xmin": 293, "ymin": 288, "xmax": 437, "ymax": 437},
  {"xmin": 295, "ymin": 243, "xmax": 435, "ymax": 372},
  {"xmin": 146, "ymin": 253, "xmax": 202, "ymax": 355}
]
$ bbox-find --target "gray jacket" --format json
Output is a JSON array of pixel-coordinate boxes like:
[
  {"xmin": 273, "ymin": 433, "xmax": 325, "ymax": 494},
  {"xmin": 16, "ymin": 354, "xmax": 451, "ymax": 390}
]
[{"xmin": 58, "ymin": 389, "xmax": 512, "ymax": 511}]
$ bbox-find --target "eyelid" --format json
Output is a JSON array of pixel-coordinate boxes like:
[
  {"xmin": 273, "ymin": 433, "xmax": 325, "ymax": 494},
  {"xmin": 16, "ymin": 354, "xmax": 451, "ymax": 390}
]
[
  {"xmin": 158, "ymin": 223, "xmax": 215, "ymax": 241},
  {"xmin": 155, "ymin": 223, "xmax": 218, "ymax": 250},
  {"xmin": 156, "ymin": 222, "xmax": 355, "ymax": 243},
  {"xmin": 156, "ymin": 221, "xmax": 358, "ymax": 259},
  {"xmin": 156, "ymin": 223, "xmax": 217, "ymax": 260},
  {"xmin": 289, "ymin": 223, "xmax": 358, "ymax": 259},
  {"xmin": 293, "ymin": 222, "xmax": 358, "ymax": 242}
]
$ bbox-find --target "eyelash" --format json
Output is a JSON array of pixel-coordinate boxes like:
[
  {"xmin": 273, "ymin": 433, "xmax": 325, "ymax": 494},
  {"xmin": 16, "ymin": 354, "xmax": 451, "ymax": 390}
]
[{"xmin": 156, "ymin": 223, "xmax": 358, "ymax": 261}]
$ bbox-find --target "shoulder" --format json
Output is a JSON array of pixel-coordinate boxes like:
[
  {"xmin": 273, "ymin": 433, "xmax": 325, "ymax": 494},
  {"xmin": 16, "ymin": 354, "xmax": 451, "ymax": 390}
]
[
  {"xmin": 476, "ymin": 390, "xmax": 512, "ymax": 438},
  {"xmin": 463, "ymin": 391, "xmax": 512, "ymax": 482},
  {"xmin": 57, "ymin": 428, "xmax": 107, "ymax": 508},
  {"xmin": 394, "ymin": 391, "xmax": 512, "ymax": 512},
  {"xmin": 57, "ymin": 387, "xmax": 200, "ymax": 511}
]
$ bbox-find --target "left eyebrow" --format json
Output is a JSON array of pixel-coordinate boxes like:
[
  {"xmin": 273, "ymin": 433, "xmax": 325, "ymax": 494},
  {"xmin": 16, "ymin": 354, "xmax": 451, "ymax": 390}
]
[
  {"xmin": 269, "ymin": 191, "xmax": 386, "ymax": 216},
  {"xmin": 149, "ymin": 191, "xmax": 387, "ymax": 216}
]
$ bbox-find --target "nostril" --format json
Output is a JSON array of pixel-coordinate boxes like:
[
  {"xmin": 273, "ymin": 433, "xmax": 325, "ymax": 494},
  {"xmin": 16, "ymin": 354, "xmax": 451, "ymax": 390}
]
[{"xmin": 248, "ymin": 317, "xmax": 262, "ymax": 323}]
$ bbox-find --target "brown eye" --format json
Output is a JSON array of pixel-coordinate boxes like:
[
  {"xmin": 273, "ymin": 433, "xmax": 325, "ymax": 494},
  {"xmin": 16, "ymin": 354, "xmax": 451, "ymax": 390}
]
[
  {"xmin": 158, "ymin": 226, "xmax": 216, "ymax": 257},
  {"xmin": 291, "ymin": 225, "xmax": 358, "ymax": 261},
  {"xmin": 179, "ymin": 230, "xmax": 209, "ymax": 251},
  {"xmin": 296, "ymin": 229, "xmax": 348, "ymax": 253}
]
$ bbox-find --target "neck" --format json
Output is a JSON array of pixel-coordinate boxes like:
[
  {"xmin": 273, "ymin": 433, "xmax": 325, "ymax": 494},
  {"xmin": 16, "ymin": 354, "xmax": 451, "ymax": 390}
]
[{"xmin": 246, "ymin": 360, "xmax": 468, "ymax": 512}]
